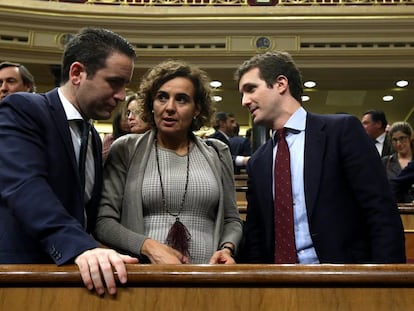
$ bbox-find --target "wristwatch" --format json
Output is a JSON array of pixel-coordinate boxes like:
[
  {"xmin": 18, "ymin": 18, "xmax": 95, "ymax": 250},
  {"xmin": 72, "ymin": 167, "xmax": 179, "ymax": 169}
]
[{"xmin": 220, "ymin": 245, "xmax": 235, "ymax": 257}]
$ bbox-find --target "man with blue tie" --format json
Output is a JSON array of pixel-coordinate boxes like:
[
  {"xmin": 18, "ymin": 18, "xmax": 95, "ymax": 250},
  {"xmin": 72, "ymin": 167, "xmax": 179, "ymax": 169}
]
[
  {"xmin": 0, "ymin": 27, "xmax": 138, "ymax": 295},
  {"xmin": 235, "ymin": 51, "xmax": 405, "ymax": 264}
]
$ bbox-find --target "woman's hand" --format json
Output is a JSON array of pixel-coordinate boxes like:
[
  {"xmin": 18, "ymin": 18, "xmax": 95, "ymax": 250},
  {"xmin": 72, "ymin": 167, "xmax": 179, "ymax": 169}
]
[
  {"xmin": 209, "ymin": 247, "xmax": 235, "ymax": 264},
  {"xmin": 141, "ymin": 238, "xmax": 188, "ymax": 264}
]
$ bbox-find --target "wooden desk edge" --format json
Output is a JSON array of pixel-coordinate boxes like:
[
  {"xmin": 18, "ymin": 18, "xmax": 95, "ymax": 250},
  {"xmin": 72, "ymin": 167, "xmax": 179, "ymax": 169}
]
[{"xmin": 2, "ymin": 264, "xmax": 414, "ymax": 286}]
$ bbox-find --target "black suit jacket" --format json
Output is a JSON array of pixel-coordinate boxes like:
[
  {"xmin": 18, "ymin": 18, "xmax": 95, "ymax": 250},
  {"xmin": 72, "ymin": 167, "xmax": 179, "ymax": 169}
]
[
  {"xmin": 0, "ymin": 89, "xmax": 102, "ymax": 265},
  {"xmin": 209, "ymin": 130, "xmax": 230, "ymax": 147},
  {"xmin": 381, "ymin": 135, "xmax": 394, "ymax": 157},
  {"xmin": 229, "ymin": 135, "xmax": 251, "ymax": 157},
  {"xmin": 241, "ymin": 112, "xmax": 405, "ymax": 264},
  {"xmin": 209, "ymin": 130, "xmax": 240, "ymax": 172}
]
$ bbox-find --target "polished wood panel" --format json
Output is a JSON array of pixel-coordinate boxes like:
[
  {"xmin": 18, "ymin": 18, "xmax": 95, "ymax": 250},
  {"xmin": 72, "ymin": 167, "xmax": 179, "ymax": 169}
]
[
  {"xmin": 400, "ymin": 203, "xmax": 414, "ymax": 230},
  {"xmin": 2, "ymin": 264, "xmax": 414, "ymax": 311}
]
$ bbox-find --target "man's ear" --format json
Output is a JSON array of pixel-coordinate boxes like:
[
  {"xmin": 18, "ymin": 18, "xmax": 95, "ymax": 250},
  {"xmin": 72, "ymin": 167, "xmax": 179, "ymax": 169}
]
[
  {"xmin": 275, "ymin": 75, "xmax": 289, "ymax": 93},
  {"xmin": 69, "ymin": 62, "xmax": 86, "ymax": 86}
]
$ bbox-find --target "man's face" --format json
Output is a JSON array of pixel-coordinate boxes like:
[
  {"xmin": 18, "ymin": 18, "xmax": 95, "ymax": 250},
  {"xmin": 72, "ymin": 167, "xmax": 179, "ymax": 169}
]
[
  {"xmin": 224, "ymin": 116, "xmax": 236, "ymax": 136},
  {"xmin": 0, "ymin": 66, "xmax": 31, "ymax": 101},
  {"xmin": 361, "ymin": 114, "xmax": 382, "ymax": 139},
  {"xmin": 74, "ymin": 52, "xmax": 134, "ymax": 120},
  {"xmin": 239, "ymin": 67, "xmax": 280, "ymax": 128}
]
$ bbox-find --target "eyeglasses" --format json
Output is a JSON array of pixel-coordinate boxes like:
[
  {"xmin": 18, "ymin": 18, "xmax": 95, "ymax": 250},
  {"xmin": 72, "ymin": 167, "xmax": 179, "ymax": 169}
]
[
  {"xmin": 125, "ymin": 110, "xmax": 139, "ymax": 118},
  {"xmin": 391, "ymin": 136, "xmax": 409, "ymax": 144}
]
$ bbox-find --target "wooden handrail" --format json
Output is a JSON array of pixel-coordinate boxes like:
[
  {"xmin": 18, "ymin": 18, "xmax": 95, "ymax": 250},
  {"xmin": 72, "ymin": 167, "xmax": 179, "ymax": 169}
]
[
  {"xmin": 2, "ymin": 264, "xmax": 414, "ymax": 286},
  {"xmin": 399, "ymin": 203, "xmax": 414, "ymax": 214}
]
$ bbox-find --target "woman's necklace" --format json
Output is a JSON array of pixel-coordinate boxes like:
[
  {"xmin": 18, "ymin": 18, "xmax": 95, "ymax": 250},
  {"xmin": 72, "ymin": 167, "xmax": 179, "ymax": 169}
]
[{"xmin": 154, "ymin": 137, "xmax": 191, "ymax": 257}]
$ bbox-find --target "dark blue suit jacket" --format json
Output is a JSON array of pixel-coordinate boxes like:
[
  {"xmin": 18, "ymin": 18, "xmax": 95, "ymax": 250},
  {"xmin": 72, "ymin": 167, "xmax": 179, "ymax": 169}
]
[
  {"xmin": 0, "ymin": 89, "xmax": 101, "ymax": 265},
  {"xmin": 209, "ymin": 130, "xmax": 230, "ymax": 147},
  {"xmin": 209, "ymin": 130, "xmax": 243, "ymax": 173},
  {"xmin": 229, "ymin": 136, "xmax": 251, "ymax": 157},
  {"xmin": 242, "ymin": 112, "xmax": 405, "ymax": 264},
  {"xmin": 229, "ymin": 135, "xmax": 251, "ymax": 174}
]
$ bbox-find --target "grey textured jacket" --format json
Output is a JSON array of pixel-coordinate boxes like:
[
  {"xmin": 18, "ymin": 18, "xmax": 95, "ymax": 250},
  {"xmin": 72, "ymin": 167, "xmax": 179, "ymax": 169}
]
[{"xmin": 95, "ymin": 129, "xmax": 243, "ymax": 260}]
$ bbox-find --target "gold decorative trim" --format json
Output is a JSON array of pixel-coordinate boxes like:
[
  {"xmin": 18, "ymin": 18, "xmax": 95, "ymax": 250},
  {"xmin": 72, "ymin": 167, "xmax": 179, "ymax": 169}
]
[{"xmin": 76, "ymin": 0, "xmax": 414, "ymax": 5}]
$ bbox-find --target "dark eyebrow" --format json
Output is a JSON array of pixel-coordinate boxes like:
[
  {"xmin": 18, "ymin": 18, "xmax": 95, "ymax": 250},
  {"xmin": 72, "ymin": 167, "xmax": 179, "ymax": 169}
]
[
  {"xmin": 107, "ymin": 76, "xmax": 129, "ymax": 87},
  {"xmin": 240, "ymin": 82, "xmax": 256, "ymax": 92},
  {"xmin": 176, "ymin": 92, "xmax": 191, "ymax": 99}
]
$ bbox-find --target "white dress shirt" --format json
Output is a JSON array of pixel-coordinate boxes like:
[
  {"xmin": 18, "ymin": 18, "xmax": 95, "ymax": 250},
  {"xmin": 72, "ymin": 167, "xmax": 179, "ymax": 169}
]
[{"xmin": 58, "ymin": 88, "xmax": 94, "ymax": 204}]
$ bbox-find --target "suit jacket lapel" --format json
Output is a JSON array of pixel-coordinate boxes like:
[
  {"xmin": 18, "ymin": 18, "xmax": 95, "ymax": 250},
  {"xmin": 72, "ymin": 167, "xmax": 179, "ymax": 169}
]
[
  {"xmin": 90, "ymin": 128, "xmax": 102, "ymax": 192},
  {"xmin": 304, "ymin": 113, "xmax": 326, "ymax": 219},
  {"xmin": 45, "ymin": 89, "xmax": 78, "ymax": 174},
  {"xmin": 254, "ymin": 139, "xmax": 274, "ymax": 223}
]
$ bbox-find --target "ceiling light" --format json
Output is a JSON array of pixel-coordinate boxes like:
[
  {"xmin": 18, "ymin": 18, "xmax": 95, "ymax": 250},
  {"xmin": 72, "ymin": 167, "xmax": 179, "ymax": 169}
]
[
  {"xmin": 301, "ymin": 95, "xmax": 310, "ymax": 102},
  {"xmin": 304, "ymin": 81, "xmax": 316, "ymax": 88},
  {"xmin": 213, "ymin": 95, "xmax": 222, "ymax": 102},
  {"xmin": 210, "ymin": 80, "xmax": 222, "ymax": 88},
  {"xmin": 382, "ymin": 95, "xmax": 393, "ymax": 102},
  {"xmin": 396, "ymin": 80, "xmax": 409, "ymax": 88}
]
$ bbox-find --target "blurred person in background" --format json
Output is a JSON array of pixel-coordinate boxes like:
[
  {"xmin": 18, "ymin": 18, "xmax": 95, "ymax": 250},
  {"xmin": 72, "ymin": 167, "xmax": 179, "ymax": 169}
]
[
  {"xmin": 383, "ymin": 121, "xmax": 414, "ymax": 203},
  {"xmin": 361, "ymin": 110, "xmax": 393, "ymax": 157},
  {"xmin": 0, "ymin": 61, "xmax": 36, "ymax": 102},
  {"xmin": 125, "ymin": 92, "xmax": 151, "ymax": 134}
]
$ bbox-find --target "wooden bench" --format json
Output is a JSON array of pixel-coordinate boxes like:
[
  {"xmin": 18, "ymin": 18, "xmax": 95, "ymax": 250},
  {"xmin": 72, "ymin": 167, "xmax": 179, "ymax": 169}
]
[
  {"xmin": 236, "ymin": 187, "xmax": 414, "ymax": 261},
  {"xmin": 2, "ymin": 264, "xmax": 414, "ymax": 311}
]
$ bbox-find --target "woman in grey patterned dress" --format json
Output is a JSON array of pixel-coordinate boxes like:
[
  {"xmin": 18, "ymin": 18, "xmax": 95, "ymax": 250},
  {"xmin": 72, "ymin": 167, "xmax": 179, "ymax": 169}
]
[{"xmin": 95, "ymin": 60, "xmax": 243, "ymax": 264}]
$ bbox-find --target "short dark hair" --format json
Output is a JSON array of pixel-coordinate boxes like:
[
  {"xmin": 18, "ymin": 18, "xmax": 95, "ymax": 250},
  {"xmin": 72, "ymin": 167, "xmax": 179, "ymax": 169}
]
[
  {"xmin": 363, "ymin": 110, "xmax": 388, "ymax": 130},
  {"xmin": 214, "ymin": 111, "xmax": 229, "ymax": 130},
  {"xmin": 0, "ymin": 61, "xmax": 36, "ymax": 92},
  {"xmin": 234, "ymin": 51, "xmax": 303, "ymax": 103},
  {"xmin": 61, "ymin": 27, "xmax": 136, "ymax": 84}
]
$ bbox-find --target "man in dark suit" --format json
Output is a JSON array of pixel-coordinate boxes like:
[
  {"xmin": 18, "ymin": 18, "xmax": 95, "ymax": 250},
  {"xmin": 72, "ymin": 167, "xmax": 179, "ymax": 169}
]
[
  {"xmin": 234, "ymin": 51, "xmax": 405, "ymax": 264},
  {"xmin": 209, "ymin": 111, "xmax": 250, "ymax": 172},
  {"xmin": 361, "ymin": 109, "xmax": 393, "ymax": 157},
  {"xmin": 209, "ymin": 111, "xmax": 235, "ymax": 145},
  {"xmin": 229, "ymin": 122, "xmax": 252, "ymax": 158},
  {"xmin": 0, "ymin": 28, "xmax": 138, "ymax": 295},
  {"xmin": 229, "ymin": 122, "xmax": 251, "ymax": 174}
]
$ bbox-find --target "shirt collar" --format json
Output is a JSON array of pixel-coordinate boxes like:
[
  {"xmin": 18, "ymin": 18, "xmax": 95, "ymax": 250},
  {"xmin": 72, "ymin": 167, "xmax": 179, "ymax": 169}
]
[
  {"xmin": 376, "ymin": 132, "xmax": 386, "ymax": 144},
  {"xmin": 58, "ymin": 88, "xmax": 88, "ymax": 122},
  {"xmin": 218, "ymin": 130, "xmax": 230, "ymax": 141},
  {"xmin": 272, "ymin": 107, "xmax": 307, "ymax": 144}
]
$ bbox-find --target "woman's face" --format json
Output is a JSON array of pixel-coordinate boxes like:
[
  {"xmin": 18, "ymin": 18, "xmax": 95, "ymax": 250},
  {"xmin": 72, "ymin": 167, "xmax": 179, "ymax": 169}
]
[
  {"xmin": 391, "ymin": 130, "xmax": 412, "ymax": 154},
  {"xmin": 152, "ymin": 77, "xmax": 200, "ymax": 139},
  {"xmin": 127, "ymin": 100, "xmax": 150, "ymax": 134}
]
